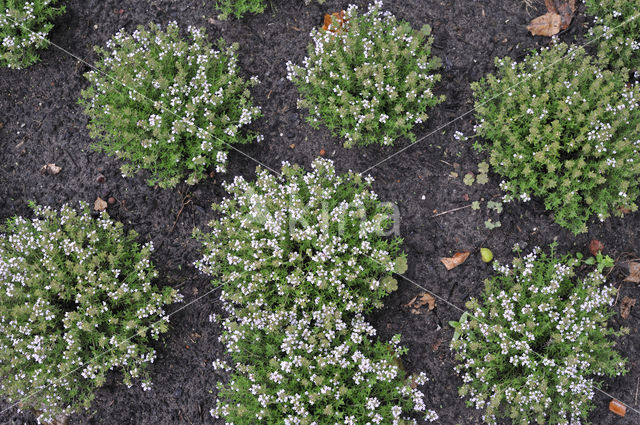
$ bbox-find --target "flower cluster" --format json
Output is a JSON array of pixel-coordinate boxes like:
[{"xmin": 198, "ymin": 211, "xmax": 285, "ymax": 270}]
[
  {"xmin": 214, "ymin": 0, "xmax": 325, "ymax": 20},
  {"xmin": 286, "ymin": 1, "xmax": 444, "ymax": 147},
  {"xmin": 585, "ymin": 0, "xmax": 640, "ymax": 72},
  {"xmin": 195, "ymin": 158, "xmax": 437, "ymax": 423},
  {"xmin": 451, "ymin": 245, "xmax": 627, "ymax": 425},
  {"xmin": 0, "ymin": 0, "xmax": 64, "ymax": 69},
  {"xmin": 0, "ymin": 203, "xmax": 182, "ymax": 423},
  {"xmin": 79, "ymin": 22, "xmax": 261, "ymax": 188},
  {"xmin": 472, "ymin": 43, "xmax": 640, "ymax": 234}
]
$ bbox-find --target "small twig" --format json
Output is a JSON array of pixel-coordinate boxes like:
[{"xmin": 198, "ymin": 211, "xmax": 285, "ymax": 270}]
[
  {"xmin": 170, "ymin": 196, "xmax": 191, "ymax": 233},
  {"xmin": 439, "ymin": 159, "xmax": 454, "ymax": 167},
  {"xmin": 614, "ymin": 281, "xmax": 623, "ymax": 306},
  {"xmin": 635, "ymin": 376, "xmax": 639, "ymax": 406},
  {"xmin": 431, "ymin": 204, "xmax": 472, "ymax": 217}
]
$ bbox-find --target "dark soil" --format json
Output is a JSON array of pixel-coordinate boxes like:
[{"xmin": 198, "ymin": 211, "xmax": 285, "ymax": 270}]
[{"xmin": 1, "ymin": 0, "xmax": 639, "ymax": 424}]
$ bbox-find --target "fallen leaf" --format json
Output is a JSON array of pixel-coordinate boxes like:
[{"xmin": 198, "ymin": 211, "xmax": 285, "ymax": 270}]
[
  {"xmin": 527, "ymin": 12, "xmax": 562, "ymax": 37},
  {"xmin": 322, "ymin": 10, "xmax": 347, "ymax": 33},
  {"xmin": 589, "ymin": 239, "xmax": 604, "ymax": 256},
  {"xmin": 319, "ymin": 149, "xmax": 326, "ymax": 156},
  {"xmin": 544, "ymin": 0, "xmax": 557, "ymax": 14},
  {"xmin": 609, "ymin": 398, "xmax": 626, "ymax": 417},
  {"xmin": 441, "ymin": 251, "xmax": 470, "ymax": 270},
  {"xmin": 94, "ymin": 197, "xmax": 108, "ymax": 212},
  {"xmin": 289, "ymin": 143, "xmax": 295, "ymax": 149},
  {"xmin": 619, "ymin": 206, "xmax": 632, "ymax": 214},
  {"xmin": 40, "ymin": 163, "xmax": 62, "ymax": 175},
  {"xmin": 620, "ymin": 296, "xmax": 636, "ymax": 320},
  {"xmin": 431, "ymin": 337, "xmax": 443, "ymax": 351},
  {"xmin": 624, "ymin": 261, "xmax": 640, "ymax": 283},
  {"xmin": 555, "ymin": 1, "xmax": 574, "ymax": 30},
  {"xmin": 403, "ymin": 292, "xmax": 436, "ymax": 312}
]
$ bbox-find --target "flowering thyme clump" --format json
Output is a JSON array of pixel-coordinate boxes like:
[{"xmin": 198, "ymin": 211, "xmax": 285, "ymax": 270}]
[
  {"xmin": 472, "ymin": 43, "xmax": 640, "ymax": 234},
  {"xmin": 0, "ymin": 203, "xmax": 182, "ymax": 423},
  {"xmin": 0, "ymin": 0, "xmax": 64, "ymax": 68},
  {"xmin": 451, "ymin": 245, "xmax": 627, "ymax": 425},
  {"xmin": 195, "ymin": 158, "xmax": 438, "ymax": 423},
  {"xmin": 79, "ymin": 21, "xmax": 261, "ymax": 188},
  {"xmin": 286, "ymin": 1, "xmax": 444, "ymax": 147},
  {"xmin": 585, "ymin": 0, "xmax": 640, "ymax": 72}
]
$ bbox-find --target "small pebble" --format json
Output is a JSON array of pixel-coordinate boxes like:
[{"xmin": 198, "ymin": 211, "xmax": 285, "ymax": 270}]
[
  {"xmin": 421, "ymin": 195, "xmax": 426, "ymax": 200},
  {"xmin": 107, "ymin": 197, "xmax": 116, "ymax": 205}
]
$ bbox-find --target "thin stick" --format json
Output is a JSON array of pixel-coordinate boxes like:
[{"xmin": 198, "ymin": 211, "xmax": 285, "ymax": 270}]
[
  {"xmin": 635, "ymin": 376, "xmax": 639, "ymax": 406},
  {"xmin": 170, "ymin": 197, "xmax": 191, "ymax": 233},
  {"xmin": 431, "ymin": 204, "xmax": 472, "ymax": 217}
]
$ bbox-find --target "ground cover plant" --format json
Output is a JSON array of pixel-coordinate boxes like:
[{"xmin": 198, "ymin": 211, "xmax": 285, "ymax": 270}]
[
  {"xmin": 0, "ymin": 203, "xmax": 182, "ymax": 423},
  {"xmin": 79, "ymin": 21, "xmax": 261, "ymax": 189},
  {"xmin": 451, "ymin": 244, "xmax": 627, "ymax": 425},
  {"xmin": 195, "ymin": 158, "xmax": 438, "ymax": 423},
  {"xmin": 0, "ymin": 0, "xmax": 65, "ymax": 69},
  {"xmin": 214, "ymin": 0, "xmax": 325, "ymax": 20},
  {"xmin": 585, "ymin": 0, "xmax": 640, "ymax": 72},
  {"xmin": 286, "ymin": 0, "xmax": 444, "ymax": 148},
  {"xmin": 472, "ymin": 42, "xmax": 640, "ymax": 235}
]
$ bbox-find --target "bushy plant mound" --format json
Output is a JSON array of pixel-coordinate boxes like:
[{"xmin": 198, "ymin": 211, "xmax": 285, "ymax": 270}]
[
  {"xmin": 195, "ymin": 158, "xmax": 438, "ymax": 423},
  {"xmin": 286, "ymin": 1, "xmax": 444, "ymax": 148},
  {"xmin": 472, "ymin": 43, "xmax": 640, "ymax": 234},
  {"xmin": 451, "ymin": 245, "xmax": 627, "ymax": 425},
  {"xmin": 215, "ymin": 0, "xmax": 325, "ymax": 20},
  {"xmin": 0, "ymin": 0, "xmax": 64, "ymax": 69},
  {"xmin": 0, "ymin": 203, "xmax": 182, "ymax": 422},
  {"xmin": 79, "ymin": 22, "xmax": 261, "ymax": 189},
  {"xmin": 585, "ymin": 0, "xmax": 640, "ymax": 71}
]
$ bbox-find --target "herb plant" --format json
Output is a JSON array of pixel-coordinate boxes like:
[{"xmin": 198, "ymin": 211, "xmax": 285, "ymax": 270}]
[
  {"xmin": 286, "ymin": 1, "xmax": 444, "ymax": 148},
  {"xmin": 195, "ymin": 158, "xmax": 438, "ymax": 423},
  {"xmin": 0, "ymin": 203, "xmax": 182, "ymax": 423},
  {"xmin": 214, "ymin": 0, "xmax": 325, "ymax": 21},
  {"xmin": 451, "ymin": 245, "xmax": 627, "ymax": 425},
  {"xmin": 472, "ymin": 43, "xmax": 640, "ymax": 234},
  {"xmin": 79, "ymin": 22, "xmax": 261, "ymax": 189},
  {"xmin": 585, "ymin": 0, "xmax": 640, "ymax": 71},
  {"xmin": 0, "ymin": 0, "xmax": 65, "ymax": 69}
]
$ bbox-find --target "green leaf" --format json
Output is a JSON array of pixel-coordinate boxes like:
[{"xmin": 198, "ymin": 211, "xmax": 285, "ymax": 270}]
[
  {"xmin": 463, "ymin": 173, "xmax": 475, "ymax": 186},
  {"xmin": 584, "ymin": 257, "xmax": 596, "ymax": 265},
  {"xmin": 451, "ymin": 312, "xmax": 470, "ymax": 343},
  {"xmin": 394, "ymin": 257, "xmax": 408, "ymax": 274},
  {"xmin": 478, "ymin": 162, "xmax": 489, "ymax": 174},
  {"xmin": 382, "ymin": 275, "xmax": 398, "ymax": 292}
]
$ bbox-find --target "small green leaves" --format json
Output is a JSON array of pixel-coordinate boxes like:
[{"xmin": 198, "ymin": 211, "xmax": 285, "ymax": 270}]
[
  {"xmin": 382, "ymin": 275, "xmax": 399, "ymax": 292},
  {"xmin": 484, "ymin": 219, "xmax": 501, "ymax": 229},
  {"xmin": 487, "ymin": 200, "xmax": 503, "ymax": 213},
  {"xmin": 471, "ymin": 201, "xmax": 481, "ymax": 210},
  {"xmin": 394, "ymin": 257, "xmax": 408, "ymax": 274},
  {"xmin": 478, "ymin": 162, "xmax": 489, "ymax": 174},
  {"xmin": 463, "ymin": 173, "xmax": 475, "ymax": 186}
]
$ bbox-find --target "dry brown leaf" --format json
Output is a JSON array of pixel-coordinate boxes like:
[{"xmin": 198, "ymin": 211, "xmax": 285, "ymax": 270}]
[
  {"xmin": 568, "ymin": 0, "xmax": 576, "ymax": 13},
  {"xmin": 620, "ymin": 296, "xmax": 636, "ymax": 320},
  {"xmin": 609, "ymin": 398, "xmax": 627, "ymax": 417},
  {"xmin": 322, "ymin": 10, "xmax": 347, "ymax": 33},
  {"xmin": 544, "ymin": 0, "xmax": 557, "ymax": 14},
  {"xmin": 589, "ymin": 239, "xmax": 604, "ymax": 256},
  {"xmin": 441, "ymin": 251, "xmax": 470, "ymax": 270},
  {"xmin": 40, "ymin": 163, "xmax": 62, "ymax": 175},
  {"xmin": 624, "ymin": 261, "xmax": 640, "ymax": 283},
  {"xmin": 94, "ymin": 197, "xmax": 108, "ymax": 212},
  {"xmin": 404, "ymin": 292, "xmax": 436, "ymax": 313},
  {"xmin": 556, "ymin": 1, "xmax": 574, "ymax": 30},
  {"xmin": 527, "ymin": 12, "xmax": 562, "ymax": 37}
]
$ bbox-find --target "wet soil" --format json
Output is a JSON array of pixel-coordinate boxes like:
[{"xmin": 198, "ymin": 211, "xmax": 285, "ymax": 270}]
[{"xmin": 0, "ymin": 0, "xmax": 638, "ymax": 424}]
